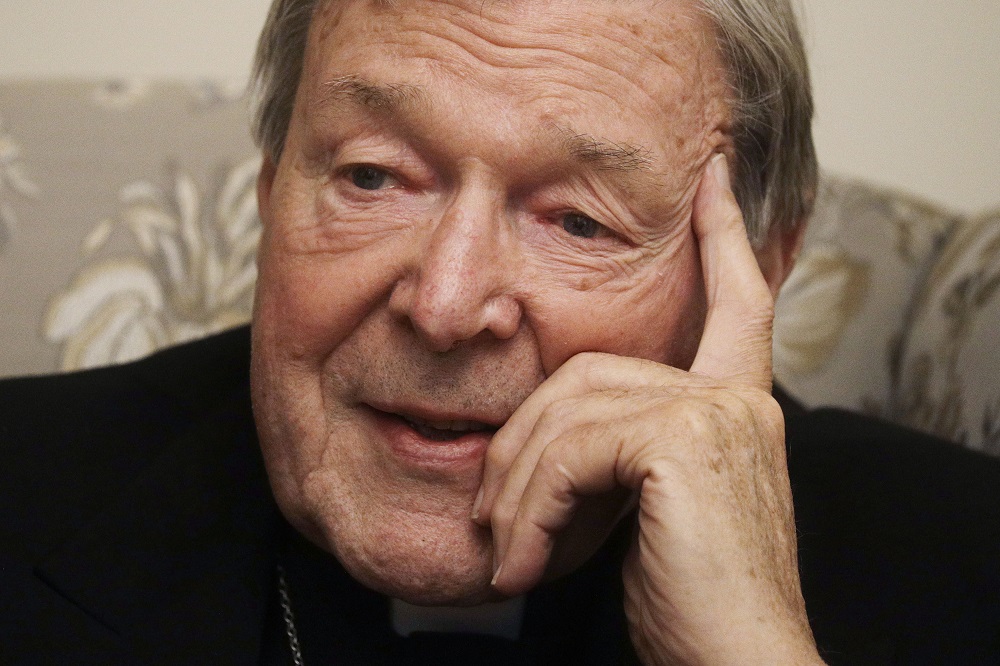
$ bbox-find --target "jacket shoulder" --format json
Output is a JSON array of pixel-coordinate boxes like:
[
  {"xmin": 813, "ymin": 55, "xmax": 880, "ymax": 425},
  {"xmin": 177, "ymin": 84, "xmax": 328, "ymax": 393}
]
[
  {"xmin": 786, "ymin": 407, "xmax": 1000, "ymax": 663},
  {"xmin": 0, "ymin": 326, "xmax": 253, "ymax": 559}
]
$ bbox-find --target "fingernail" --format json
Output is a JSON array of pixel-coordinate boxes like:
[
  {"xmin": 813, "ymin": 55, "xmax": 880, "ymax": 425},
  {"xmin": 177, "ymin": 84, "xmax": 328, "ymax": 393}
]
[
  {"xmin": 471, "ymin": 487, "xmax": 484, "ymax": 520},
  {"xmin": 491, "ymin": 562, "xmax": 504, "ymax": 587},
  {"xmin": 711, "ymin": 153, "xmax": 730, "ymax": 190}
]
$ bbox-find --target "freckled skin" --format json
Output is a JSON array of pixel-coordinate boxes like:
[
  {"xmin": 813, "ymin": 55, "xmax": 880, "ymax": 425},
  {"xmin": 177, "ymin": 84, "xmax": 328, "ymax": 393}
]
[{"xmin": 252, "ymin": 0, "xmax": 735, "ymax": 604}]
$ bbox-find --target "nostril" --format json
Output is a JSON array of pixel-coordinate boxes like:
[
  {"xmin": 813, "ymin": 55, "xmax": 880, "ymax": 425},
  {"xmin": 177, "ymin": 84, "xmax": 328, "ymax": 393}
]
[{"xmin": 388, "ymin": 280, "xmax": 493, "ymax": 352}]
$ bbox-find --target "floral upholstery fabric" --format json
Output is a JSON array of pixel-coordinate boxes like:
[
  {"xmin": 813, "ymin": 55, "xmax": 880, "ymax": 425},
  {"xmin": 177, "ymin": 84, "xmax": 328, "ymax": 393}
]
[
  {"xmin": 891, "ymin": 210, "xmax": 1000, "ymax": 454},
  {"xmin": 772, "ymin": 177, "xmax": 959, "ymax": 417},
  {"xmin": 0, "ymin": 80, "xmax": 996, "ymax": 454},
  {"xmin": 773, "ymin": 177, "xmax": 999, "ymax": 454},
  {"xmin": 0, "ymin": 81, "xmax": 257, "ymax": 376}
]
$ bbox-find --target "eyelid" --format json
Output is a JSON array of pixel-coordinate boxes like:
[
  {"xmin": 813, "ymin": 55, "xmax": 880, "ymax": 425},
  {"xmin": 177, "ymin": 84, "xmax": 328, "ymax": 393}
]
[
  {"xmin": 338, "ymin": 162, "xmax": 403, "ymax": 188},
  {"xmin": 559, "ymin": 210, "xmax": 622, "ymax": 241},
  {"xmin": 333, "ymin": 139, "xmax": 439, "ymax": 191},
  {"xmin": 323, "ymin": 132, "xmax": 416, "ymax": 175},
  {"xmin": 526, "ymin": 180, "xmax": 637, "ymax": 239}
]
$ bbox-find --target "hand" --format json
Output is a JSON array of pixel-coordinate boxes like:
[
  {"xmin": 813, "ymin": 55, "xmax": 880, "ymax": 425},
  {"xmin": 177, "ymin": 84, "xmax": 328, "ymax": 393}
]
[{"xmin": 473, "ymin": 155, "xmax": 824, "ymax": 665}]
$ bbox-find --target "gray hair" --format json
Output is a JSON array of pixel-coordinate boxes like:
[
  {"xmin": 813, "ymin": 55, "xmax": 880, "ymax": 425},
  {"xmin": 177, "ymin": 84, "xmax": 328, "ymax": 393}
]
[{"xmin": 251, "ymin": 0, "xmax": 817, "ymax": 241}]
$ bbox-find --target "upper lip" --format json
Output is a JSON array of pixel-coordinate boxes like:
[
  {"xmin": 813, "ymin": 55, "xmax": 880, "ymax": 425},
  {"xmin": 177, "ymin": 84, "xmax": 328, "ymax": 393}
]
[{"xmin": 365, "ymin": 401, "xmax": 506, "ymax": 431}]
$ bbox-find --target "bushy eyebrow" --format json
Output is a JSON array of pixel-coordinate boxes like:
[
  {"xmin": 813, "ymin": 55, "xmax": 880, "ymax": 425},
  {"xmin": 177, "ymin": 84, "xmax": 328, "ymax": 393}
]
[
  {"xmin": 319, "ymin": 75, "xmax": 427, "ymax": 113},
  {"xmin": 316, "ymin": 76, "xmax": 657, "ymax": 178},
  {"xmin": 557, "ymin": 128, "xmax": 654, "ymax": 173}
]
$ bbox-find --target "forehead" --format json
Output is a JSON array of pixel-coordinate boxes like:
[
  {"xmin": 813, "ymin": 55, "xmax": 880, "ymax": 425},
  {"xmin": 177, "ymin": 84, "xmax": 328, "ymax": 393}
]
[
  {"xmin": 298, "ymin": 0, "xmax": 730, "ymax": 170},
  {"xmin": 311, "ymin": 0, "xmax": 714, "ymax": 61}
]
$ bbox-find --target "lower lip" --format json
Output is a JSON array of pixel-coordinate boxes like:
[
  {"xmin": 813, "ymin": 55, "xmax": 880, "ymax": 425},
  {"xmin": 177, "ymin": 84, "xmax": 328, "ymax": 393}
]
[{"xmin": 366, "ymin": 407, "xmax": 494, "ymax": 470}]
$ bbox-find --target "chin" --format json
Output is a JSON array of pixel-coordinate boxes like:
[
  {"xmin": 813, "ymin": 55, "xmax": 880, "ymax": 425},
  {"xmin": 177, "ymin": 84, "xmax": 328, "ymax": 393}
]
[
  {"xmin": 286, "ymin": 468, "xmax": 502, "ymax": 606},
  {"xmin": 326, "ymin": 509, "xmax": 499, "ymax": 606}
]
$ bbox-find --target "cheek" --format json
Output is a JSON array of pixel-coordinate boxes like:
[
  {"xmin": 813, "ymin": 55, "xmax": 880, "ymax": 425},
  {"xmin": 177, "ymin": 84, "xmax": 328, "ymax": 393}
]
[
  {"xmin": 253, "ymin": 223, "xmax": 409, "ymax": 366},
  {"xmin": 253, "ymin": 144, "xmax": 427, "ymax": 365},
  {"xmin": 528, "ymin": 235, "xmax": 705, "ymax": 373}
]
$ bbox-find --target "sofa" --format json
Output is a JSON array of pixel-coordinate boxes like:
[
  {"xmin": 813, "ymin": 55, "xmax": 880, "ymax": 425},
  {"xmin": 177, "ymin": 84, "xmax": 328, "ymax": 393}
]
[{"xmin": 1, "ymin": 80, "xmax": 997, "ymax": 456}]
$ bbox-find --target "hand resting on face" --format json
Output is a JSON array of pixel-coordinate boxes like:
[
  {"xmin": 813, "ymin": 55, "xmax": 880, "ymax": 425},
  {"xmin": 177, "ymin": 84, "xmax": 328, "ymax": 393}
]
[{"xmin": 474, "ymin": 155, "xmax": 825, "ymax": 666}]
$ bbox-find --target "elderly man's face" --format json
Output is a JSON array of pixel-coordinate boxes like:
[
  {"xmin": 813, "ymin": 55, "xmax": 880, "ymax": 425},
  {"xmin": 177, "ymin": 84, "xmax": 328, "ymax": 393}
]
[{"xmin": 252, "ymin": 0, "xmax": 733, "ymax": 604}]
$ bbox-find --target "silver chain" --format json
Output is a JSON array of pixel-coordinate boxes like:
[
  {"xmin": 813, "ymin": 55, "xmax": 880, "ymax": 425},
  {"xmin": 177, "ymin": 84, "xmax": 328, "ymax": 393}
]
[{"xmin": 276, "ymin": 564, "xmax": 305, "ymax": 666}]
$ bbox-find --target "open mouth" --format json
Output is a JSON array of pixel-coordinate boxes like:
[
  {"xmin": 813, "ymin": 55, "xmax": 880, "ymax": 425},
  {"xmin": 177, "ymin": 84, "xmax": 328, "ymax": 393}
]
[{"xmin": 399, "ymin": 414, "xmax": 498, "ymax": 442}]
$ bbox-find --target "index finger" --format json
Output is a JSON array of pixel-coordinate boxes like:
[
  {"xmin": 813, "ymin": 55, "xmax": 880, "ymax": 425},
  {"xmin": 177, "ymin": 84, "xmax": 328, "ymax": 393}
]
[{"xmin": 689, "ymin": 153, "xmax": 775, "ymax": 392}]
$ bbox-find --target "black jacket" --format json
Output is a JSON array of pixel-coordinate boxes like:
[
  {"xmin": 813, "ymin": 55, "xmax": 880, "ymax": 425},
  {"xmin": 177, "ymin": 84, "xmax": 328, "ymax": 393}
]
[{"xmin": 2, "ymin": 327, "xmax": 998, "ymax": 664}]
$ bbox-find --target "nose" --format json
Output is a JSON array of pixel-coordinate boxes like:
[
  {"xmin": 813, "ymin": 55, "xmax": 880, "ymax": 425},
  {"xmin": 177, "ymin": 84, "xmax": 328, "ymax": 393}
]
[{"xmin": 388, "ymin": 198, "xmax": 523, "ymax": 352}]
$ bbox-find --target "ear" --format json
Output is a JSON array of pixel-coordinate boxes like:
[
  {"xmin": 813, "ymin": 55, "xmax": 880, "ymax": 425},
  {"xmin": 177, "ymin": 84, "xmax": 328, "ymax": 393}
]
[
  {"xmin": 753, "ymin": 219, "xmax": 807, "ymax": 298},
  {"xmin": 257, "ymin": 155, "xmax": 278, "ymax": 226}
]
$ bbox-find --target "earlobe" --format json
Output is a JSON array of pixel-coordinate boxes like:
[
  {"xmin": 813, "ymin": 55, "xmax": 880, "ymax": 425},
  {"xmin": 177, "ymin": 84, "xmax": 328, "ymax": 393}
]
[{"xmin": 257, "ymin": 155, "xmax": 278, "ymax": 226}]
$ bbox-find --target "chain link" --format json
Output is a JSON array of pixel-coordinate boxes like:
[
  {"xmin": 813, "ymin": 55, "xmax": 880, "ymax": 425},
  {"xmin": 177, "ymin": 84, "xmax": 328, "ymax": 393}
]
[{"xmin": 276, "ymin": 564, "xmax": 305, "ymax": 666}]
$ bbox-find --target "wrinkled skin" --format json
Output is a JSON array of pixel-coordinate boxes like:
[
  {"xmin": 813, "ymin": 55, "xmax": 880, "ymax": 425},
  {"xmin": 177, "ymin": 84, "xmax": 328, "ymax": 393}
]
[{"xmin": 252, "ymin": 0, "xmax": 821, "ymax": 662}]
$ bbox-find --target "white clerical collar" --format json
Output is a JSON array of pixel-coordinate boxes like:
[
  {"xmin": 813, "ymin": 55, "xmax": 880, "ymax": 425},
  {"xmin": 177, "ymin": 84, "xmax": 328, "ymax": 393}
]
[{"xmin": 390, "ymin": 596, "xmax": 526, "ymax": 641}]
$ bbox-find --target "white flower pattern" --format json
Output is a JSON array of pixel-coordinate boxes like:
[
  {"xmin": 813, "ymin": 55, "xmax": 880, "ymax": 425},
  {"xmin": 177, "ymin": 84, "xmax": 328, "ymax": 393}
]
[{"xmin": 44, "ymin": 157, "xmax": 262, "ymax": 371}]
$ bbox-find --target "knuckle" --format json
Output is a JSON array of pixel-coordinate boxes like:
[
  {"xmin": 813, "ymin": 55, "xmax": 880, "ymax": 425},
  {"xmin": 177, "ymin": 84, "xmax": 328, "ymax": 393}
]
[
  {"xmin": 738, "ymin": 290, "xmax": 776, "ymax": 331},
  {"xmin": 672, "ymin": 390, "xmax": 755, "ymax": 438},
  {"xmin": 536, "ymin": 440, "xmax": 569, "ymax": 477},
  {"xmin": 559, "ymin": 352, "xmax": 592, "ymax": 375},
  {"xmin": 628, "ymin": 355, "xmax": 669, "ymax": 378},
  {"xmin": 753, "ymin": 391, "xmax": 786, "ymax": 438},
  {"xmin": 560, "ymin": 351, "xmax": 622, "ymax": 389},
  {"xmin": 758, "ymin": 284, "xmax": 777, "ymax": 313},
  {"xmin": 755, "ymin": 291, "xmax": 777, "ymax": 323},
  {"xmin": 737, "ymin": 384, "xmax": 780, "ymax": 413},
  {"xmin": 537, "ymin": 398, "xmax": 579, "ymax": 432},
  {"xmin": 642, "ymin": 387, "xmax": 787, "ymax": 476},
  {"xmin": 721, "ymin": 202, "xmax": 746, "ymax": 232},
  {"xmin": 485, "ymin": 438, "xmax": 512, "ymax": 470},
  {"xmin": 722, "ymin": 387, "xmax": 775, "ymax": 427},
  {"xmin": 727, "ymin": 389, "xmax": 760, "ymax": 421},
  {"xmin": 559, "ymin": 352, "xmax": 600, "ymax": 385},
  {"xmin": 669, "ymin": 396, "xmax": 722, "ymax": 443},
  {"xmin": 490, "ymin": 493, "xmax": 518, "ymax": 527}
]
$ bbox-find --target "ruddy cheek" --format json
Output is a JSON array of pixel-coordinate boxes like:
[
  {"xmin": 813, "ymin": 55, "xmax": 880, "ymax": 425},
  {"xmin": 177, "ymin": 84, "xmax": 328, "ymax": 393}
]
[{"xmin": 526, "ymin": 253, "xmax": 703, "ymax": 374}]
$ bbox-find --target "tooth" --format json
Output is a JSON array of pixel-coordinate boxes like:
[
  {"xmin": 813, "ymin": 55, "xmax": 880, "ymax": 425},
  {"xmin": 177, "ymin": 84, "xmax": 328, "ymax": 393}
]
[{"xmin": 401, "ymin": 414, "xmax": 492, "ymax": 433}]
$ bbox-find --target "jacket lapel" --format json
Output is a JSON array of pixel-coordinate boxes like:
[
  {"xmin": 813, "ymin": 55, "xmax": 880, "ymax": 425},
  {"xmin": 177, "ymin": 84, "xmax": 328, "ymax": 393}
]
[{"xmin": 33, "ymin": 385, "xmax": 281, "ymax": 664}]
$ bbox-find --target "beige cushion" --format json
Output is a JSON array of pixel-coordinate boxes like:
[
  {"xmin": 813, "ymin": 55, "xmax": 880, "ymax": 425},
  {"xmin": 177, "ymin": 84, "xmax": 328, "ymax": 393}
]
[
  {"xmin": 774, "ymin": 175, "xmax": 958, "ymax": 418},
  {"xmin": 0, "ymin": 80, "xmax": 257, "ymax": 376},
  {"xmin": 892, "ymin": 210, "xmax": 1000, "ymax": 454}
]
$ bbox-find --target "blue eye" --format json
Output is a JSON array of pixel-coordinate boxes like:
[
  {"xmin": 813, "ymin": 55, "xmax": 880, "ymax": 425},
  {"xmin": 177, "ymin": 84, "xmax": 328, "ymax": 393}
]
[
  {"xmin": 562, "ymin": 213, "xmax": 602, "ymax": 239},
  {"xmin": 349, "ymin": 166, "xmax": 390, "ymax": 190}
]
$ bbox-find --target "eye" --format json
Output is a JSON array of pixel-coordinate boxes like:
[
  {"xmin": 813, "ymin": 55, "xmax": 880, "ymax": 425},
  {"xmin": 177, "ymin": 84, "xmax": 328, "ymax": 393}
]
[
  {"xmin": 347, "ymin": 165, "xmax": 394, "ymax": 191},
  {"xmin": 561, "ymin": 212, "xmax": 604, "ymax": 239}
]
